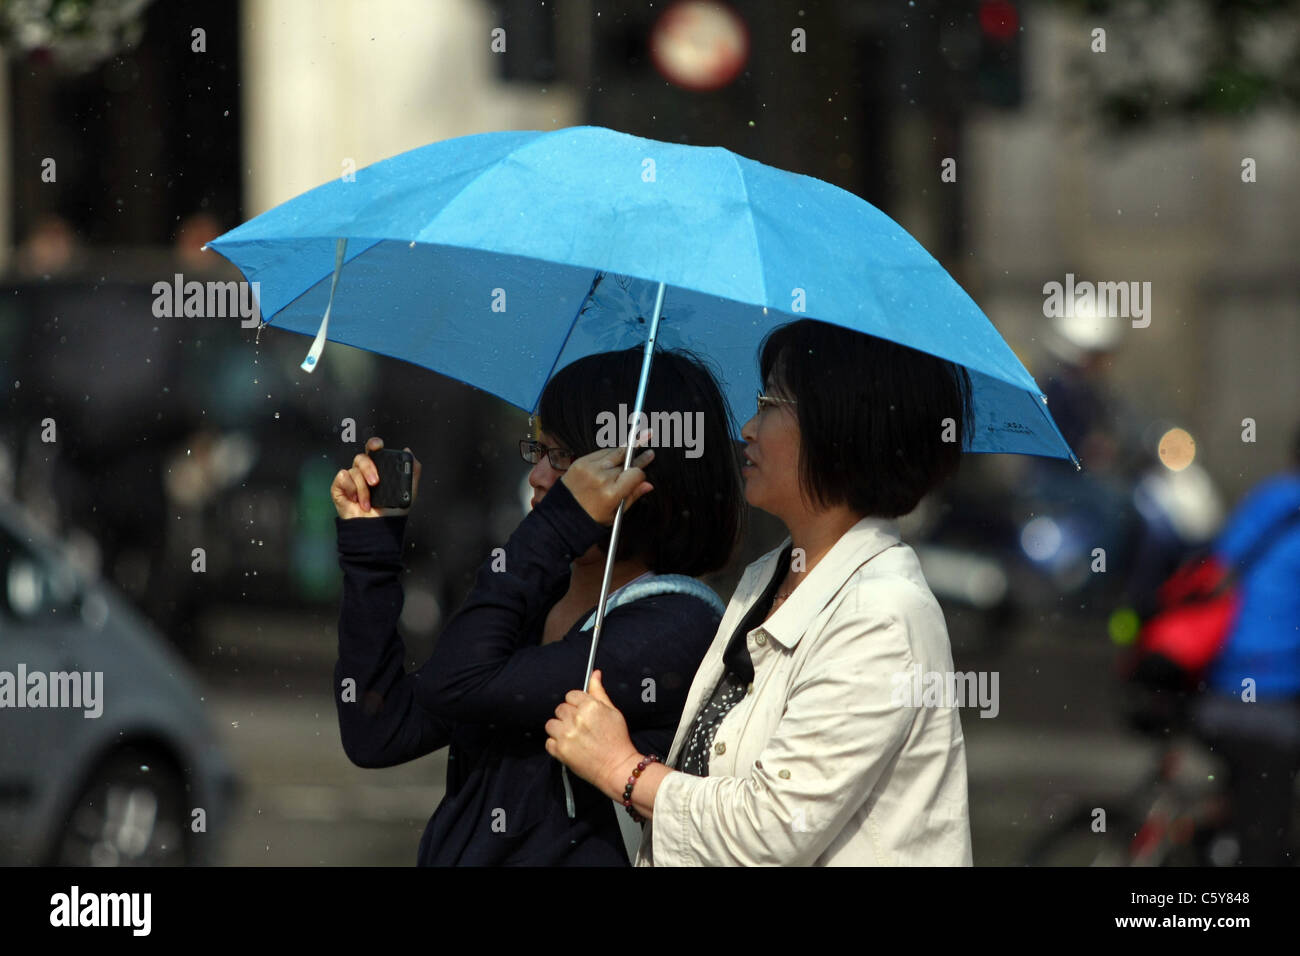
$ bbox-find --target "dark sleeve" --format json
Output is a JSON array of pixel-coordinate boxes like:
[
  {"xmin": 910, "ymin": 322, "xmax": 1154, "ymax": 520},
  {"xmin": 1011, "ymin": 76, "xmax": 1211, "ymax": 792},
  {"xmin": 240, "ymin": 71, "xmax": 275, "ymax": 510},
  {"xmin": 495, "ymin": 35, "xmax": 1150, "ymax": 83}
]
[
  {"xmin": 334, "ymin": 513, "xmax": 456, "ymax": 769},
  {"xmin": 411, "ymin": 479, "xmax": 720, "ymax": 737},
  {"xmin": 419, "ymin": 589, "xmax": 720, "ymax": 734}
]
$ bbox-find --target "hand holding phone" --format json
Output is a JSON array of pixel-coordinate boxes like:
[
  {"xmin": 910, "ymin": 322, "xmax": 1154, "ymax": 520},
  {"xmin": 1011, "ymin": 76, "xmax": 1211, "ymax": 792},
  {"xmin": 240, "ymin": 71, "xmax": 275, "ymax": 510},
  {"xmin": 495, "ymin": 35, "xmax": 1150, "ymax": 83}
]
[{"xmin": 331, "ymin": 437, "xmax": 420, "ymax": 519}]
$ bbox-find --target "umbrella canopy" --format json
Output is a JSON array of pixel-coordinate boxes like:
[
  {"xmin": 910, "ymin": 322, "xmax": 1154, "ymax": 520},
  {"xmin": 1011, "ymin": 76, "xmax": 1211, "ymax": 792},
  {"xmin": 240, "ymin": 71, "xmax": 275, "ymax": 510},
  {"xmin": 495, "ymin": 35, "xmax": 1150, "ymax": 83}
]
[{"xmin": 208, "ymin": 125, "xmax": 1076, "ymax": 464}]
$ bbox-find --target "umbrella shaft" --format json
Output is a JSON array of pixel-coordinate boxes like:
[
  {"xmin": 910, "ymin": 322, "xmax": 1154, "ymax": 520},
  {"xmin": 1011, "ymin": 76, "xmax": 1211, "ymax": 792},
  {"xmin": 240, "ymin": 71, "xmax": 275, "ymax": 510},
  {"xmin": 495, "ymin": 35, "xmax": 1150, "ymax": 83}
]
[
  {"xmin": 582, "ymin": 281, "xmax": 667, "ymax": 692},
  {"xmin": 583, "ymin": 498, "xmax": 627, "ymax": 692}
]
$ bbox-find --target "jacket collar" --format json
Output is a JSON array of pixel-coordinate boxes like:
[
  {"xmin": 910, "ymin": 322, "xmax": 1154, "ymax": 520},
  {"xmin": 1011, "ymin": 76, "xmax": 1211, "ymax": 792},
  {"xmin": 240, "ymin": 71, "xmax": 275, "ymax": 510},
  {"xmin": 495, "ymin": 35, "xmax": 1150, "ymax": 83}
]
[{"xmin": 754, "ymin": 515, "xmax": 903, "ymax": 651}]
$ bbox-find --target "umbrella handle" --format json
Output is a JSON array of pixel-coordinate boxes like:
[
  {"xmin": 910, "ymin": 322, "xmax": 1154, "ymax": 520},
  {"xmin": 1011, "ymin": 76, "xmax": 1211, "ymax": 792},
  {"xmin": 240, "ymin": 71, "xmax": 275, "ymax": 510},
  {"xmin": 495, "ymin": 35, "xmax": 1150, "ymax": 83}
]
[{"xmin": 562, "ymin": 765, "xmax": 576, "ymax": 818}]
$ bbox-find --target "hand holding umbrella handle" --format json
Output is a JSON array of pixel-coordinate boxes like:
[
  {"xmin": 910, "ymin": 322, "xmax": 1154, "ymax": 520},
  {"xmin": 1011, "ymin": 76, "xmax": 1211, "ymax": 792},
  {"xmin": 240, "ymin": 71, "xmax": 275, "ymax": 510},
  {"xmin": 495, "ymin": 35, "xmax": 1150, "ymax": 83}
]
[{"xmin": 560, "ymin": 444, "xmax": 655, "ymax": 526}]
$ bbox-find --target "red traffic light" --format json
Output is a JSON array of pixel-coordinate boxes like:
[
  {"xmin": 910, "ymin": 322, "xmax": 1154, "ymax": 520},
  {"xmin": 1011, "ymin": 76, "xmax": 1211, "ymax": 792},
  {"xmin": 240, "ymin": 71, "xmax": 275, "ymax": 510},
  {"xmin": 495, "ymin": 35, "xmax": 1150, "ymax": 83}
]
[{"xmin": 978, "ymin": 0, "xmax": 1019, "ymax": 42}]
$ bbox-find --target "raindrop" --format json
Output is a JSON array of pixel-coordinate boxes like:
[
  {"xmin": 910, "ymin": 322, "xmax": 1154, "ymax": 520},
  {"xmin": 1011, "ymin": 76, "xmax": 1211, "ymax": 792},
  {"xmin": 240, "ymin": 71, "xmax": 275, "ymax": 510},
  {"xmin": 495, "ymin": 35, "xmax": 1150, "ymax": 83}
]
[{"xmin": 274, "ymin": 411, "xmax": 280, "ymax": 419}]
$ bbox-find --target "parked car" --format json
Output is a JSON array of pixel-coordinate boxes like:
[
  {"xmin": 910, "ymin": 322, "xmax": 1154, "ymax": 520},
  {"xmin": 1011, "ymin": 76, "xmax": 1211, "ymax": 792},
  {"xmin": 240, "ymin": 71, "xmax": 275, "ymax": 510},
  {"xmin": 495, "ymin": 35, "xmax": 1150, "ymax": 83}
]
[{"xmin": 0, "ymin": 498, "xmax": 238, "ymax": 865}]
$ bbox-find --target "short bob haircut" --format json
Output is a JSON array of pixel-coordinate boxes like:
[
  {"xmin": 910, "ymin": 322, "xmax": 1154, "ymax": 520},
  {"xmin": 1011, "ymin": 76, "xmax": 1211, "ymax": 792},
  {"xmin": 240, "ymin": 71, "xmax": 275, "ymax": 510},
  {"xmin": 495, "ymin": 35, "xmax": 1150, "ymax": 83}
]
[
  {"xmin": 537, "ymin": 347, "xmax": 744, "ymax": 577},
  {"xmin": 758, "ymin": 319, "xmax": 974, "ymax": 518}
]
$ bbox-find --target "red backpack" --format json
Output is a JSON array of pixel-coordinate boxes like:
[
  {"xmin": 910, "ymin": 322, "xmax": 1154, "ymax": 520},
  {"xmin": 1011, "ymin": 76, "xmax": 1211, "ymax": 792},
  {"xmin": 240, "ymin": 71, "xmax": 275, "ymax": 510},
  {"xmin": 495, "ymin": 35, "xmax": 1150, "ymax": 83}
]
[{"xmin": 1130, "ymin": 506, "xmax": 1300, "ymax": 688}]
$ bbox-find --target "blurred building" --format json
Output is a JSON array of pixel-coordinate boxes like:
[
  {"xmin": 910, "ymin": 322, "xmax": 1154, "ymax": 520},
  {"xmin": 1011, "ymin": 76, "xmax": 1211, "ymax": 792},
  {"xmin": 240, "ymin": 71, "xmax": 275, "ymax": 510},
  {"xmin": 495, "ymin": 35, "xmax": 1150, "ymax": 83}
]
[{"xmin": 966, "ymin": 5, "xmax": 1300, "ymax": 501}]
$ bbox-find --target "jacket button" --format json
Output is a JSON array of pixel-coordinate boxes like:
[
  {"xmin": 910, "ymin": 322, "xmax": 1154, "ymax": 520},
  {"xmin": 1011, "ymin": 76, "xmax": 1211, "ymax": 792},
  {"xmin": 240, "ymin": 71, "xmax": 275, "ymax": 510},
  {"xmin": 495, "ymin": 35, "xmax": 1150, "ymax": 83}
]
[
  {"xmin": 778, "ymin": 769, "xmax": 791, "ymax": 779},
  {"xmin": 714, "ymin": 742, "xmax": 726, "ymax": 755},
  {"xmin": 755, "ymin": 632, "xmax": 767, "ymax": 645}
]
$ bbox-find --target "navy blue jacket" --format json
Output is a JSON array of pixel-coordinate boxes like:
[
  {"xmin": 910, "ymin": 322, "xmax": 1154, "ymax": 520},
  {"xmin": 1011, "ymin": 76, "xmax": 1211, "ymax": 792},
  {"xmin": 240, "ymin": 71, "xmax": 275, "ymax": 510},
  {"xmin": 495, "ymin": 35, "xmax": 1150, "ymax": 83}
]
[{"xmin": 334, "ymin": 478, "xmax": 722, "ymax": 864}]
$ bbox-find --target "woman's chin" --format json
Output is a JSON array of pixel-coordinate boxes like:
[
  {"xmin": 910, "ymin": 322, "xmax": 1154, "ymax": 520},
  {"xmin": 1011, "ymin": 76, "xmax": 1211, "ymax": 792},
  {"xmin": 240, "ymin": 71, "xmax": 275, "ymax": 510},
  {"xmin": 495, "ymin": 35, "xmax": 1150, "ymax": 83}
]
[{"xmin": 742, "ymin": 483, "xmax": 786, "ymax": 521}]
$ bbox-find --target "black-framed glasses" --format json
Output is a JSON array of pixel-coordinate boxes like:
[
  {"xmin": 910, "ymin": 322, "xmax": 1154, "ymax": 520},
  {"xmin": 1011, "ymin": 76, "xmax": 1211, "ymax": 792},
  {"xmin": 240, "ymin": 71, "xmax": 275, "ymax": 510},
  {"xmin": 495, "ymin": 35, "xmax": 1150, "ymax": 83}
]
[
  {"xmin": 519, "ymin": 438, "xmax": 575, "ymax": 471},
  {"xmin": 757, "ymin": 391, "xmax": 797, "ymax": 416}
]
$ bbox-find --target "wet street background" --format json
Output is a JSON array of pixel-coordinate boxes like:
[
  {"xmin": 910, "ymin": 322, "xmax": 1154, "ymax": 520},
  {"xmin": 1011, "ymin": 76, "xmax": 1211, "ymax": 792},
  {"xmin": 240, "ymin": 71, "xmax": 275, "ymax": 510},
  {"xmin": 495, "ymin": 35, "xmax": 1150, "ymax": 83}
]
[{"xmin": 194, "ymin": 604, "xmax": 1182, "ymax": 866}]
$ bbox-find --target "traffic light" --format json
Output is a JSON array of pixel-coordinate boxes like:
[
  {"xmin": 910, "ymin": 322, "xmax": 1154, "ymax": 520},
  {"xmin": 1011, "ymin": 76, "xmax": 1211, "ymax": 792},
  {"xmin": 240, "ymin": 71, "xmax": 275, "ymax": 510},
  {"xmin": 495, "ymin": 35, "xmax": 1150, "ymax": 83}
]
[{"xmin": 976, "ymin": 0, "xmax": 1022, "ymax": 108}]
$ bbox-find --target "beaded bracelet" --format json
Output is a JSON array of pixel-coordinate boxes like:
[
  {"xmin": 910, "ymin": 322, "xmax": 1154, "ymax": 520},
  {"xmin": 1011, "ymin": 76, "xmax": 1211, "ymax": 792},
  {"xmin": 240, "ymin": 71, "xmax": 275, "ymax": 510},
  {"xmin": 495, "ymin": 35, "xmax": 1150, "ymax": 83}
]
[{"xmin": 622, "ymin": 754, "xmax": 660, "ymax": 823}]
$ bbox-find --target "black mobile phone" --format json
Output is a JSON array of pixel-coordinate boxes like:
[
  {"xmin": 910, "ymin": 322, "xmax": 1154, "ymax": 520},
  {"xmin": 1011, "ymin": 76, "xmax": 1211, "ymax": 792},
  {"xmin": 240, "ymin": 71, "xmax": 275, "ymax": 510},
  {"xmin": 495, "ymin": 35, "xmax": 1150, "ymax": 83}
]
[{"xmin": 368, "ymin": 448, "xmax": 414, "ymax": 509}]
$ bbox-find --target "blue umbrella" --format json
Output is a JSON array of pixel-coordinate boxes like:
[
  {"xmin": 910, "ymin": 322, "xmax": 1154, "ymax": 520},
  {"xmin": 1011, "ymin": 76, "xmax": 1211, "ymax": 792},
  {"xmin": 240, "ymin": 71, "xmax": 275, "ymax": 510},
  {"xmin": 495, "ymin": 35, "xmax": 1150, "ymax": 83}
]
[
  {"xmin": 207, "ymin": 123, "xmax": 1075, "ymax": 766},
  {"xmin": 208, "ymin": 125, "xmax": 1074, "ymax": 460}
]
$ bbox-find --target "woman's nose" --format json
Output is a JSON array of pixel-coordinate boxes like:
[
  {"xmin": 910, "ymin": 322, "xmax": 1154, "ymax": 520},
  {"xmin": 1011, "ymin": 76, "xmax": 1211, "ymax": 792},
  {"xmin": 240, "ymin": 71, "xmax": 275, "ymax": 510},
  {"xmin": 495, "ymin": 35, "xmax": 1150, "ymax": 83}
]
[
  {"xmin": 529, "ymin": 457, "xmax": 556, "ymax": 491},
  {"xmin": 740, "ymin": 413, "xmax": 759, "ymax": 444}
]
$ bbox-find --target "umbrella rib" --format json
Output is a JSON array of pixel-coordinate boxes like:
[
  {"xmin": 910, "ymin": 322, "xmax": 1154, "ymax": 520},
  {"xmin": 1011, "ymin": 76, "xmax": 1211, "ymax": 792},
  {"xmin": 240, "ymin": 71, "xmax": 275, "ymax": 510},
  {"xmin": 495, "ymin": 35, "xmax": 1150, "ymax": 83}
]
[
  {"xmin": 531, "ymin": 270, "xmax": 606, "ymax": 415},
  {"xmin": 414, "ymin": 152, "xmax": 516, "ymax": 243},
  {"xmin": 727, "ymin": 152, "xmax": 768, "ymax": 309},
  {"xmin": 1029, "ymin": 390, "xmax": 1082, "ymax": 470}
]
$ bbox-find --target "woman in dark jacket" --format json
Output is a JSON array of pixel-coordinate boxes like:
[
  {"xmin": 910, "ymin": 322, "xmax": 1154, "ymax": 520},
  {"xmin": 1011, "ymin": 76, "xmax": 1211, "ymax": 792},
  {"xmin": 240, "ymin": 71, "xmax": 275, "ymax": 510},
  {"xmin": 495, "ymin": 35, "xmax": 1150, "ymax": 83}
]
[{"xmin": 330, "ymin": 348, "xmax": 744, "ymax": 864}]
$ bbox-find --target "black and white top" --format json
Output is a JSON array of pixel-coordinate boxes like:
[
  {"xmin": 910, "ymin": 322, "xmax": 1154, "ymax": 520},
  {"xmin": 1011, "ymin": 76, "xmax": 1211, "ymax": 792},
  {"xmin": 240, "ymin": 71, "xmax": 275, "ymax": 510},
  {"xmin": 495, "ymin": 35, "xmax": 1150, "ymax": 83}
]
[{"xmin": 676, "ymin": 544, "xmax": 792, "ymax": 777}]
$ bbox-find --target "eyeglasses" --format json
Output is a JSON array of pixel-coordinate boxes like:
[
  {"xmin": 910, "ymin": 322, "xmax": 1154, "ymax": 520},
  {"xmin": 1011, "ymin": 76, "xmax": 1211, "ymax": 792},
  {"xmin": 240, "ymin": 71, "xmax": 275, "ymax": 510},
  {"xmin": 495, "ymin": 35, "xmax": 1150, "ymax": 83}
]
[
  {"xmin": 757, "ymin": 392, "xmax": 797, "ymax": 415},
  {"xmin": 519, "ymin": 438, "xmax": 575, "ymax": 471}
]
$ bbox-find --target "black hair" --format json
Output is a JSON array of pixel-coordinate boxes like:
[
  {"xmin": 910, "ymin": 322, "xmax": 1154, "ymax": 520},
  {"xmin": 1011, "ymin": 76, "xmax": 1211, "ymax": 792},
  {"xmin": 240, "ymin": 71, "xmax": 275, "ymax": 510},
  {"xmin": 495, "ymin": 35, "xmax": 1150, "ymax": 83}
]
[
  {"xmin": 537, "ymin": 347, "xmax": 743, "ymax": 576},
  {"xmin": 758, "ymin": 318, "xmax": 974, "ymax": 518}
]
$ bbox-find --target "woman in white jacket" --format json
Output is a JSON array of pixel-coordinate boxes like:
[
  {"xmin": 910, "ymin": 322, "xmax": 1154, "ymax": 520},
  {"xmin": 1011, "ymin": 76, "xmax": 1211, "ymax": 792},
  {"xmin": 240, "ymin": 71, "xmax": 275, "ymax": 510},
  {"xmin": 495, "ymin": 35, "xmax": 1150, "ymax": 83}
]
[{"xmin": 546, "ymin": 318, "xmax": 976, "ymax": 866}]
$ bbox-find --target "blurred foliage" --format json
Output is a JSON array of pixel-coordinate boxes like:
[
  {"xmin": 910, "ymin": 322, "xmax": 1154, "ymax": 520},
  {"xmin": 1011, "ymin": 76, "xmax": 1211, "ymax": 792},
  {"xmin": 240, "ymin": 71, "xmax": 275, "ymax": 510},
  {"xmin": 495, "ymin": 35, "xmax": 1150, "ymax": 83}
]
[
  {"xmin": 0, "ymin": 0, "xmax": 153, "ymax": 73},
  {"xmin": 1054, "ymin": 0, "xmax": 1300, "ymax": 127}
]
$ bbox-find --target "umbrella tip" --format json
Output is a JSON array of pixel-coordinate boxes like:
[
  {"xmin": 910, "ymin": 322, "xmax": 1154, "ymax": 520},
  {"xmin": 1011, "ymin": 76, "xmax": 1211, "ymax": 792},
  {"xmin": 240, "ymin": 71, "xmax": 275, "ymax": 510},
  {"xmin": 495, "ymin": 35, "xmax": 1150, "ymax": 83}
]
[{"xmin": 200, "ymin": 243, "xmax": 208, "ymax": 251}]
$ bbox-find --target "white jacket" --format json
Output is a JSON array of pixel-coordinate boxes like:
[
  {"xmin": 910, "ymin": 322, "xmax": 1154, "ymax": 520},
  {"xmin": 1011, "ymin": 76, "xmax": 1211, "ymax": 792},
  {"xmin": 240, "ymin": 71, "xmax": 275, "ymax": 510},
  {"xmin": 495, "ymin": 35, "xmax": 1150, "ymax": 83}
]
[{"xmin": 636, "ymin": 516, "xmax": 974, "ymax": 866}]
